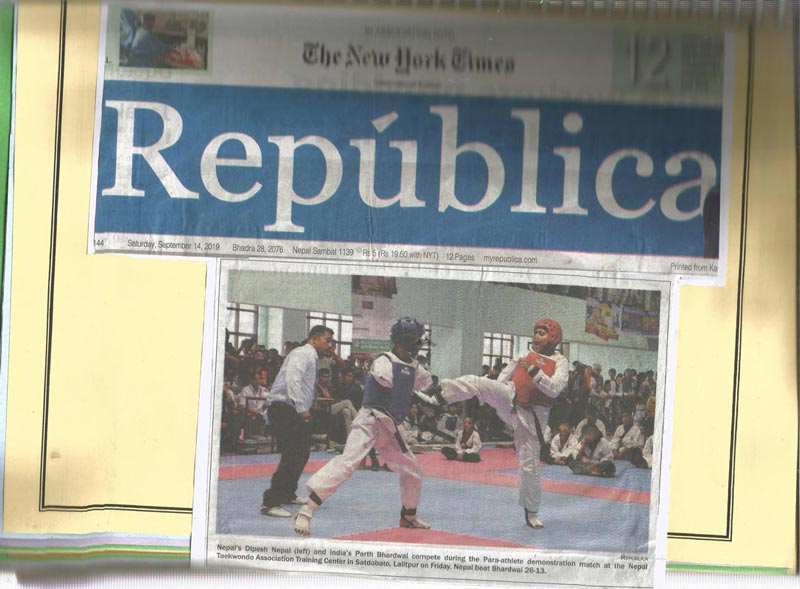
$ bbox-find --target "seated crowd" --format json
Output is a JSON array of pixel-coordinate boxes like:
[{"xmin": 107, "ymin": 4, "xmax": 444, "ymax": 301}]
[
  {"xmin": 540, "ymin": 361, "xmax": 656, "ymax": 472},
  {"xmin": 221, "ymin": 336, "xmax": 655, "ymax": 474}
]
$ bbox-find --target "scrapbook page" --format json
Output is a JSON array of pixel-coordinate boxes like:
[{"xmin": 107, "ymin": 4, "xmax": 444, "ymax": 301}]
[{"xmin": 0, "ymin": 0, "xmax": 795, "ymax": 579}]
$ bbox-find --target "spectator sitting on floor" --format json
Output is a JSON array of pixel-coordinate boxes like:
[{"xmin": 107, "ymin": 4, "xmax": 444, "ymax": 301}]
[
  {"xmin": 417, "ymin": 405, "xmax": 441, "ymax": 443},
  {"xmin": 318, "ymin": 338, "xmax": 347, "ymax": 386},
  {"xmin": 238, "ymin": 370, "xmax": 268, "ymax": 437},
  {"xmin": 441, "ymin": 417, "xmax": 482, "ymax": 462},
  {"xmin": 548, "ymin": 421, "xmax": 577, "ymax": 466},
  {"xmin": 569, "ymin": 424, "xmax": 615, "ymax": 478},
  {"xmin": 638, "ymin": 435, "xmax": 654, "ymax": 469},
  {"xmin": 610, "ymin": 411, "xmax": 644, "ymax": 461},
  {"xmin": 590, "ymin": 380, "xmax": 613, "ymax": 426},
  {"xmin": 434, "ymin": 403, "xmax": 462, "ymax": 443},
  {"xmin": 622, "ymin": 428, "xmax": 653, "ymax": 471},
  {"xmin": 574, "ymin": 424, "xmax": 613, "ymax": 462},
  {"xmin": 314, "ymin": 367, "xmax": 358, "ymax": 440},
  {"xmin": 403, "ymin": 401, "xmax": 423, "ymax": 444},
  {"xmin": 334, "ymin": 367, "xmax": 364, "ymax": 410},
  {"xmin": 632, "ymin": 385, "xmax": 650, "ymax": 425},
  {"xmin": 645, "ymin": 388, "xmax": 657, "ymax": 423},
  {"xmin": 574, "ymin": 406, "xmax": 607, "ymax": 440},
  {"xmin": 221, "ymin": 381, "xmax": 245, "ymax": 449}
]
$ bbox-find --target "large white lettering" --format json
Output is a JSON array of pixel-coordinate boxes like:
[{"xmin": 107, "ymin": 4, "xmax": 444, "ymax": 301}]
[
  {"xmin": 509, "ymin": 110, "xmax": 589, "ymax": 215},
  {"xmin": 350, "ymin": 111, "xmax": 425, "ymax": 208},
  {"xmin": 660, "ymin": 151, "xmax": 718, "ymax": 221},
  {"xmin": 100, "ymin": 101, "xmax": 720, "ymax": 236},
  {"xmin": 264, "ymin": 135, "xmax": 342, "ymax": 233},
  {"xmin": 201, "ymin": 132, "xmax": 262, "ymax": 202},
  {"xmin": 430, "ymin": 105, "xmax": 505, "ymax": 213},
  {"xmin": 509, "ymin": 108, "xmax": 545, "ymax": 214},
  {"xmin": 102, "ymin": 100, "xmax": 198, "ymax": 199},
  {"xmin": 552, "ymin": 113, "xmax": 588, "ymax": 216},
  {"xmin": 595, "ymin": 149, "xmax": 656, "ymax": 219}
]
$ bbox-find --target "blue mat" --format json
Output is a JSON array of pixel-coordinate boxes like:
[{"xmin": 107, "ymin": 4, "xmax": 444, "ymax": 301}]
[{"xmin": 216, "ymin": 462, "xmax": 650, "ymax": 553}]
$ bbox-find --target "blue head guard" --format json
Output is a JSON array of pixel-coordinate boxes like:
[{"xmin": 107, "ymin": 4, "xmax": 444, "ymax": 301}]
[{"xmin": 390, "ymin": 317, "xmax": 425, "ymax": 355}]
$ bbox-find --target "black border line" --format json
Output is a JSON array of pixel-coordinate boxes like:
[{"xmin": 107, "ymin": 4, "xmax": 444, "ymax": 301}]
[
  {"xmin": 667, "ymin": 24, "xmax": 754, "ymax": 542},
  {"xmin": 38, "ymin": 0, "xmax": 190, "ymax": 514}
]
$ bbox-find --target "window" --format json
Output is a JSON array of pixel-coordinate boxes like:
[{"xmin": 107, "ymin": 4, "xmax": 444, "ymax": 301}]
[
  {"xmin": 307, "ymin": 312, "xmax": 353, "ymax": 358},
  {"xmin": 418, "ymin": 325, "xmax": 433, "ymax": 363},
  {"xmin": 483, "ymin": 332, "xmax": 514, "ymax": 370},
  {"xmin": 306, "ymin": 313, "xmax": 433, "ymax": 362},
  {"xmin": 226, "ymin": 303, "xmax": 258, "ymax": 350}
]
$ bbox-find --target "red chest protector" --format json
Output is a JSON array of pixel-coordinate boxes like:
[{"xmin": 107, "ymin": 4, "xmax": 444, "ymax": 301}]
[{"xmin": 511, "ymin": 351, "xmax": 557, "ymax": 407}]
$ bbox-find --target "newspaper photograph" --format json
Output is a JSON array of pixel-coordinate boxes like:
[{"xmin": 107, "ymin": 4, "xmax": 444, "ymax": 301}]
[
  {"xmin": 89, "ymin": 2, "xmax": 730, "ymax": 282},
  {"xmin": 194, "ymin": 259, "xmax": 672, "ymax": 588}
]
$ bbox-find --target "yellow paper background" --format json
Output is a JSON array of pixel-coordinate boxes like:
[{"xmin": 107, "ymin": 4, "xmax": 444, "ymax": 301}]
[
  {"xmin": 666, "ymin": 25, "xmax": 797, "ymax": 570},
  {"xmin": 2, "ymin": 0, "xmax": 796, "ymax": 570},
  {"xmin": 4, "ymin": 0, "xmax": 203, "ymax": 535}
]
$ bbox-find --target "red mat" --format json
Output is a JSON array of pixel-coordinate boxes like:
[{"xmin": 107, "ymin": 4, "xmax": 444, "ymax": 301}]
[
  {"xmin": 218, "ymin": 457, "xmax": 389, "ymax": 481},
  {"xmin": 218, "ymin": 459, "xmax": 327, "ymax": 480},
  {"xmin": 415, "ymin": 449, "xmax": 650, "ymax": 505},
  {"xmin": 219, "ymin": 449, "xmax": 649, "ymax": 504}
]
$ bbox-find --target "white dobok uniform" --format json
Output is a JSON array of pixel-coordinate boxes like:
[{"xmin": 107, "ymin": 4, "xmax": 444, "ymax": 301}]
[
  {"xmin": 549, "ymin": 433, "xmax": 577, "ymax": 462},
  {"xmin": 455, "ymin": 429, "xmax": 482, "ymax": 457},
  {"xmin": 439, "ymin": 352, "xmax": 569, "ymax": 515},
  {"xmin": 574, "ymin": 418, "xmax": 606, "ymax": 440},
  {"xmin": 576, "ymin": 437, "xmax": 614, "ymax": 462},
  {"xmin": 642, "ymin": 435, "xmax": 654, "ymax": 468},
  {"xmin": 610, "ymin": 424, "xmax": 645, "ymax": 452},
  {"xmin": 306, "ymin": 353, "xmax": 432, "ymax": 510}
]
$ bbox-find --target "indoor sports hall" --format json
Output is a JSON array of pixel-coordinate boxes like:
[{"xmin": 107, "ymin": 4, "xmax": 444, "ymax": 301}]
[{"xmin": 216, "ymin": 269, "xmax": 662, "ymax": 553}]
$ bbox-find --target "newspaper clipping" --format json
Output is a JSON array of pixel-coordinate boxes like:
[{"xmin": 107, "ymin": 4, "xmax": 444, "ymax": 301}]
[
  {"xmin": 89, "ymin": 3, "xmax": 732, "ymax": 587},
  {"xmin": 201, "ymin": 260, "xmax": 670, "ymax": 588},
  {"xmin": 89, "ymin": 2, "xmax": 730, "ymax": 281}
]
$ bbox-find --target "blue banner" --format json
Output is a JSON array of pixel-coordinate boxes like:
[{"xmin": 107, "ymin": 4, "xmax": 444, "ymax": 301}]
[{"xmin": 95, "ymin": 81, "xmax": 722, "ymax": 258}]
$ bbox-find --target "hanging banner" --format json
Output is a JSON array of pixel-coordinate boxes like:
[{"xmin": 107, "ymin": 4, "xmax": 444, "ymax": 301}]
[
  {"xmin": 585, "ymin": 298, "xmax": 622, "ymax": 341},
  {"xmin": 351, "ymin": 275, "xmax": 397, "ymax": 355},
  {"xmin": 622, "ymin": 306, "xmax": 660, "ymax": 337}
]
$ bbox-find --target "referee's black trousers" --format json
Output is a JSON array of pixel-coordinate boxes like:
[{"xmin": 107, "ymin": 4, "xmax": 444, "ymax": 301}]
[{"xmin": 262, "ymin": 402, "xmax": 312, "ymax": 507}]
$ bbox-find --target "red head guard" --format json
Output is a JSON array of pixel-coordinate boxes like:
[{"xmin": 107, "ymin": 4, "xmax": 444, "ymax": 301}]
[{"xmin": 534, "ymin": 318, "xmax": 562, "ymax": 349}]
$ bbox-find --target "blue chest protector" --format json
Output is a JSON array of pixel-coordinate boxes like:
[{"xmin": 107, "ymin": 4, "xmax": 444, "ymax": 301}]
[{"xmin": 362, "ymin": 354, "xmax": 417, "ymax": 423}]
